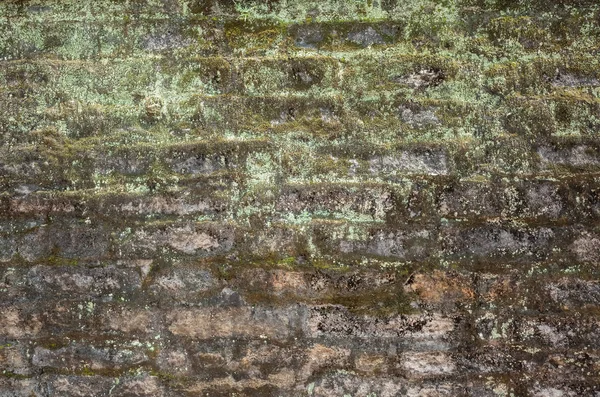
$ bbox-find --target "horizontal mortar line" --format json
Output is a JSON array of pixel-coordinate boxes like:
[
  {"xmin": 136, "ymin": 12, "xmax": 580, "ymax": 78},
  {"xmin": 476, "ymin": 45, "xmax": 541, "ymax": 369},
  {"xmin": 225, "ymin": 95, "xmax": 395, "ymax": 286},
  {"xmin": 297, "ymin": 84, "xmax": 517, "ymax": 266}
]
[
  {"xmin": 2, "ymin": 92, "xmax": 349, "ymax": 106},
  {"xmin": 434, "ymin": 216, "xmax": 600, "ymax": 228},
  {"xmin": 0, "ymin": 51, "xmax": 503, "ymax": 71},
  {"xmin": 46, "ymin": 136, "xmax": 273, "ymax": 152},
  {"xmin": 183, "ymin": 92, "xmax": 345, "ymax": 100},
  {"xmin": 0, "ymin": 40, "xmax": 460, "ymax": 63},
  {"xmin": 7, "ymin": 11, "xmax": 582, "ymax": 28},
  {"xmin": 0, "ymin": 46, "xmax": 394, "ymax": 63},
  {"xmin": 0, "ymin": 14, "xmax": 412, "ymax": 26},
  {"xmin": 468, "ymin": 307, "xmax": 600, "ymax": 320},
  {"xmin": 0, "ymin": 52, "xmax": 348, "ymax": 66}
]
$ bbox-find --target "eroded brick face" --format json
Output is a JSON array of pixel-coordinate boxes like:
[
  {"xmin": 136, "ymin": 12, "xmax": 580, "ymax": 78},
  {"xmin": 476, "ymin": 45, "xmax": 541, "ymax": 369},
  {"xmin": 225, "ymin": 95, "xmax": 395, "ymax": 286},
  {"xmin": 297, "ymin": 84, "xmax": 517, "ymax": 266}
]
[{"xmin": 1, "ymin": 0, "xmax": 600, "ymax": 396}]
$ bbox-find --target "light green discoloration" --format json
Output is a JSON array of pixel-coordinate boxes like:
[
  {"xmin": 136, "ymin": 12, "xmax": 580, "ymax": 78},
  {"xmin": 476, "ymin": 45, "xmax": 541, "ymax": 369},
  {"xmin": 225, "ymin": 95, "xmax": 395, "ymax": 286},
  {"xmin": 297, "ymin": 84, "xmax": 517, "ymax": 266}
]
[{"xmin": 0, "ymin": 0, "xmax": 599, "ymax": 282}]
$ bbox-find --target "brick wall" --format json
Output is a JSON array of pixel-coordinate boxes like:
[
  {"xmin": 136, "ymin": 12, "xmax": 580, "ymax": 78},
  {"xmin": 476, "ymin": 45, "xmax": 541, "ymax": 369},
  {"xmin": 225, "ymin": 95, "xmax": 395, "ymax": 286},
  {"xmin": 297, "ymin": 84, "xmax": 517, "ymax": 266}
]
[{"xmin": 1, "ymin": 0, "xmax": 600, "ymax": 396}]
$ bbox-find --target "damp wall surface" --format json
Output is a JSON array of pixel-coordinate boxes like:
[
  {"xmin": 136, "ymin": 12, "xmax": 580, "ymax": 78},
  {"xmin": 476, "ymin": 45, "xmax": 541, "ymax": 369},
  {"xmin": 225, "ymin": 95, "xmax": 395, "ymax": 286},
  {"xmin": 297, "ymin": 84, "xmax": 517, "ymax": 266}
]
[{"xmin": 1, "ymin": 0, "xmax": 600, "ymax": 396}]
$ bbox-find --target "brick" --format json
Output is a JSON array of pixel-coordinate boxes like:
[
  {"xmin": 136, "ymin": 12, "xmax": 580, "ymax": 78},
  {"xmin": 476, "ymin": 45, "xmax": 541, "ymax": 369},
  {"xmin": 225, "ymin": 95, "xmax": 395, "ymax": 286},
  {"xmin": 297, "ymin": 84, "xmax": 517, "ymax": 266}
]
[
  {"xmin": 0, "ymin": 302, "xmax": 161, "ymax": 340},
  {"xmin": 104, "ymin": 307, "xmax": 158, "ymax": 336},
  {"xmin": 404, "ymin": 270, "xmax": 474, "ymax": 309},
  {"xmin": 315, "ymin": 224, "xmax": 437, "ymax": 261},
  {"xmin": 0, "ymin": 236, "xmax": 17, "ymax": 262},
  {"xmin": 110, "ymin": 374, "xmax": 165, "ymax": 397},
  {"xmin": 309, "ymin": 373, "xmax": 461, "ymax": 397},
  {"xmin": 149, "ymin": 266, "xmax": 218, "ymax": 302},
  {"xmin": 355, "ymin": 353, "xmax": 388, "ymax": 375},
  {"xmin": 169, "ymin": 152, "xmax": 230, "ymax": 175},
  {"xmin": 298, "ymin": 344, "xmax": 351, "ymax": 381},
  {"xmin": 307, "ymin": 305, "xmax": 454, "ymax": 341},
  {"xmin": 16, "ymin": 225, "xmax": 52, "ymax": 262},
  {"xmin": 156, "ymin": 347, "xmax": 192, "ymax": 376},
  {"xmin": 269, "ymin": 269, "xmax": 308, "ymax": 295},
  {"xmin": 17, "ymin": 221, "xmax": 112, "ymax": 262},
  {"xmin": 0, "ymin": 342, "xmax": 31, "ymax": 376},
  {"xmin": 54, "ymin": 222, "xmax": 111, "ymax": 260},
  {"xmin": 166, "ymin": 306, "xmax": 305, "ymax": 340},
  {"xmin": 0, "ymin": 378, "xmax": 42, "ymax": 397},
  {"xmin": 241, "ymin": 224, "xmax": 307, "ymax": 259},
  {"xmin": 289, "ymin": 21, "xmax": 402, "ymax": 50},
  {"xmin": 476, "ymin": 313, "xmax": 600, "ymax": 348},
  {"xmin": 121, "ymin": 222, "xmax": 234, "ymax": 257},
  {"xmin": 441, "ymin": 224, "xmax": 558, "ymax": 262},
  {"xmin": 0, "ymin": 306, "xmax": 42, "ymax": 338},
  {"xmin": 237, "ymin": 56, "xmax": 340, "ymax": 93},
  {"xmin": 438, "ymin": 179, "xmax": 569, "ymax": 221},
  {"xmin": 400, "ymin": 352, "xmax": 456, "ymax": 377},
  {"xmin": 570, "ymin": 232, "xmax": 600, "ymax": 263},
  {"xmin": 47, "ymin": 376, "xmax": 115, "ymax": 397},
  {"xmin": 8, "ymin": 194, "xmax": 75, "ymax": 216},
  {"xmin": 91, "ymin": 147, "xmax": 153, "ymax": 176},
  {"xmin": 369, "ymin": 148, "xmax": 449, "ymax": 176},
  {"xmin": 25, "ymin": 265, "xmax": 142, "ymax": 297},
  {"xmin": 538, "ymin": 144, "xmax": 600, "ymax": 170},
  {"xmin": 183, "ymin": 377, "xmax": 285, "ymax": 396},
  {"xmin": 32, "ymin": 343, "xmax": 148, "ymax": 372},
  {"xmin": 276, "ymin": 183, "xmax": 394, "ymax": 221},
  {"xmin": 545, "ymin": 278, "xmax": 600, "ymax": 310},
  {"xmin": 113, "ymin": 194, "xmax": 222, "ymax": 217}
]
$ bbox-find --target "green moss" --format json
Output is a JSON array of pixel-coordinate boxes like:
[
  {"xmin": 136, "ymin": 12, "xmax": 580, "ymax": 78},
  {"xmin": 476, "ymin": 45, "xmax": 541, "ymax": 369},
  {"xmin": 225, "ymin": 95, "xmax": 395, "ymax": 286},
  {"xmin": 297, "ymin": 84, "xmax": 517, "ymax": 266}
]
[
  {"xmin": 80, "ymin": 366, "xmax": 95, "ymax": 376},
  {"xmin": 224, "ymin": 20, "xmax": 285, "ymax": 56},
  {"xmin": 325, "ymin": 285, "xmax": 415, "ymax": 316},
  {"xmin": 0, "ymin": 371, "xmax": 30, "ymax": 380}
]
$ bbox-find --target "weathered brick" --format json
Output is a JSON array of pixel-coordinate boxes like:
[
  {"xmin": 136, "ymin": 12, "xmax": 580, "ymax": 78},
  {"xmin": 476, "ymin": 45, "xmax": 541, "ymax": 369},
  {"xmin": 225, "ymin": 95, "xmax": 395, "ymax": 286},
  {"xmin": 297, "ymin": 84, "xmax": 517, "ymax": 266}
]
[
  {"xmin": 545, "ymin": 278, "xmax": 600, "ymax": 310},
  {"xmin": 120, "ymin": 222, "xmax": 234, "ymax": 257},
  {"xmin": 298, "ymin": 344, "xmax": 351, "ymax": 380},
  {"xmin": 369, "ymin": 148, "xmax": 450, "ymax": 176},
  {"xmin": 47, "ymin": 376, "xmax": 115, "ymax": 397},
  {"xmin": 400, "ymin": 351, "xmax": 456, "ymax": 378},
  {"xmin": 537, "ymin": 144, "xmax": 600, "ymax": 171},
  {"xmin": 570, "ymin": 232, "xmax": 600, "ymax": 263},
  {"xmin": 0, "ymin": 378, "xmax": 42, "ymax": 397},
  {"xmin": 276, "ymin": 183, "xmax": 394, "ymax": 221},
  {"xmin": 32, "ymin": 343, "xmax": 148, "ymax": 372},
  {"xmin": 404, "ymin": 270, "xmax": 474, "ymax": 310},
  {"xmin": 156, "ymin": 347, "xmax": 192, "ymax": 376},
  {"xmin": 441, "ymin": 224, "xmax": 558, "ymax": 263},
  {"xmin": 110, "ymin": 374, "xmax": 165, "ymax": 397},
  {"xmin": 167, "ymin": 306, "xmax": 305, "ymax": 340},
  {"xmin": 0, "ymin": 342, "xmax": 31, "ymax": 376},
  {"xmin": 103, "ymin": 307, "xmax": 159, "ymax": 336},
  {"xmin": 307, "ymin": 305, "xmax": 454, "ymax": 341},
  {"xmin": 25, "ymin": 265, "xmax": 142, "ymax": 297},
  {"xmin": 476, "ymin": 313, "xmax": 600, "ymax": 348},
  {"xmin": 0, "ymin": 306, "xmax": 42, "ymax": 338},
  {"xmin": 112, "ymin": 194, "xmax": 223, "ymax": 217},
  {"xmin": 148, "ymin": 266, "xmax": 218, "ymax": 302},
  {"xmin": 238, "ymin": 56, "xmax": 341, "ymax": 93},
  {"xmin": 355, "ymin": 353, "xmax": 388, "ymax": 375},
  {"xmin": 315, "ymin": 224, "xmax": 437, "ymax": 261}
]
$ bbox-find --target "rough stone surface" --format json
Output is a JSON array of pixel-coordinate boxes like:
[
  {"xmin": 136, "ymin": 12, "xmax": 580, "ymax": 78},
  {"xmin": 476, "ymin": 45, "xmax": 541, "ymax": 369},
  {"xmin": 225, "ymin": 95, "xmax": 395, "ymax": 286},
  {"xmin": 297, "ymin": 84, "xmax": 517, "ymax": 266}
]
[{"xmin": 1, "ymin": 0, "xmax": 600, "ymax": 395}]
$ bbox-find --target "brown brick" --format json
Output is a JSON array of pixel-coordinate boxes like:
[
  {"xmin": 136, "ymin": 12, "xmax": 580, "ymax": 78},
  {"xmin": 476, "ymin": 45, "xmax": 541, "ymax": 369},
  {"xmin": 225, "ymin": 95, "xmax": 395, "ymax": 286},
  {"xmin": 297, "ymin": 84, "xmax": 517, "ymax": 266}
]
[
  {"xmin": 405, "ymin": 270, "xmax": 475, "ymax": 308},
  {"xmin": 167, "ymin": 306, "xmax": 303, "ymax": 340},
  {"xmin": 0, "ymin": 306, "xmax": 42, "ymax": 338},
  {"xmin": 307, "ymin": 305, "xmax": 454, "ymax": 340},
  {"xmin": 298, "ymin": 344, "xmax": 351, "ymax": 380},
  {"xmin": 400, "ymin": 352, "xmax": 456, "ymax": 378},
  {"xmin": 0, "ymin": 342, "xmax": 31, "ymax": 376},
  {"xmin": 48, "ymin": 376, "xmax": 115, "ymax": 397},
  {"xmin": 32, "ymin": 344, "xmax": 148, "ymax": 372}
]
